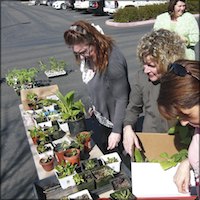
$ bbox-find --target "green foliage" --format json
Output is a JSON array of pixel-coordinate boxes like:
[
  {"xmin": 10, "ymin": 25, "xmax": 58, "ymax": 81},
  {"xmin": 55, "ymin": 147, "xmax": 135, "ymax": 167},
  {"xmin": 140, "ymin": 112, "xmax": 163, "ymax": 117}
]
[
  {"xmin": 111, "ymin": 188, "xmax": 135, "ymax": 200},
  {"xmin": 6, "ymin": 67, "xmax": 38, "ymax": 87},
  {"xmin": 106, "ymin": 157, "xmax": 118, "ymax": 164},
  {"xmin": 134, "ymin": 148, "xmax": 146, "ymax": 162},
  {"xmin": 84, "ymin": 159, "xmax": 96, "ymax": 170},
  {"xmin": 28, "ymin": 126, "xmax": 43, "ymax": 138},
  {"xmin": 73, "ymin": 173, "xmax": 85, "ymax": 185},
  {"xmin": 76, "ymin": 131, "xmax": 91, "ymax": 144},
  {"xmin": 152, "ymin": 149, "xmax": 188, "ymax": 170},
  {"xmin": 55, "ymin": 161, "xmax": 77, "ymax": 178},
  {"xmin": 37, "ymin": 144, "xmax": 51, "ymax": 154},
  {"xmin": 39, "ymin": 57, "xmax": 67, "ymax": 72},
  {"xmin": 56, "ymin": 90, "xmax": 86, "ymax": 121}
]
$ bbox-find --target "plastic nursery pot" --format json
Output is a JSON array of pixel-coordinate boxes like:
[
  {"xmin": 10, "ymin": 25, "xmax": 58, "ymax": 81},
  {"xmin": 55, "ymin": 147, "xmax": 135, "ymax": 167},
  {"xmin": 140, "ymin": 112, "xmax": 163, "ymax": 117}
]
[
  {"xmin": 63, "ymin": 148, "xmax": 80, "ymax": 165},
  {"xmin": 39, "ymin": 156, "xmax": 54, "ymax": 172}
]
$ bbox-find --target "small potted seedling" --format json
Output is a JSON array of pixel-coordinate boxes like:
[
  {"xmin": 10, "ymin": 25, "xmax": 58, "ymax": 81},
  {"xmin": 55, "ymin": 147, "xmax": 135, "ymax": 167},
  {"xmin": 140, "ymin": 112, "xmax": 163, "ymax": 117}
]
[
  {"xmin": 73, "ymin": 170, "xmax": 95, "ymax": 191},
  {"xmin": 54, "ymin": 160, "xmax": 77, "ymax": 189},
  {"xmin": 110, "ymin": 174, "xmax": 131, "ymax": 191},
  {"xmin": 63, "ymin": 148, "xmax": 80, "ymax": 165},
  {"xmin": 39, "ymin": 155, "xmax": 54, "ymax": 172},
  {"xmin": 81, "ymin": 158, "xmax": 100, "ymax": 171},
  {"xmin": 110, "ymin": 188, "xmax": 136, "ymax": 200},
  {"xmin": 67, "ymin": 189, "xmax": 93, "ymax": 200},
  {"xmin": 100, "ymin": 152, "xmax": 122, "ymax": 173},
  {"xmin": 91, "ymin": 165, "xmax": 116, "ymax": 188},
  {"xmin": 53, "ymin": 140, "xmax": 71, "ymax": 163},
  {"xmin": 36, "ymin": 142, "xmax": 54, "ymax": 158}
]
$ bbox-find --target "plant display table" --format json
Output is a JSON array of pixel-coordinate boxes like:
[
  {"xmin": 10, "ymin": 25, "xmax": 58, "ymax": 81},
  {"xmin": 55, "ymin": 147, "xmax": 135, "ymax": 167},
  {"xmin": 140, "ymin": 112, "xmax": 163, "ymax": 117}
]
[{"xmin": 19, "ymin": 104, "xmax": 104, "ymax": 180}]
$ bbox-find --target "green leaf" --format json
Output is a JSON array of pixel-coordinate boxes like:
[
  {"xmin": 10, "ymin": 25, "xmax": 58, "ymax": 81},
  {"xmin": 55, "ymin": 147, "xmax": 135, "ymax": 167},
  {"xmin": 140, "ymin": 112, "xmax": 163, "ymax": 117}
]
[{"xmin": 134, "ymin": 148, "xmax": 144, "ymax": 162}]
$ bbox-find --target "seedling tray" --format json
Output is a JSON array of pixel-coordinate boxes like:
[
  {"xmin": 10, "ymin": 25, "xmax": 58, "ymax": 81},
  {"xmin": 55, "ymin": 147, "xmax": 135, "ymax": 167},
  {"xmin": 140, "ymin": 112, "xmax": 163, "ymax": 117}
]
[{"xmin": 33, "ymin": 163, "xmax": 131, "ymax": 199}]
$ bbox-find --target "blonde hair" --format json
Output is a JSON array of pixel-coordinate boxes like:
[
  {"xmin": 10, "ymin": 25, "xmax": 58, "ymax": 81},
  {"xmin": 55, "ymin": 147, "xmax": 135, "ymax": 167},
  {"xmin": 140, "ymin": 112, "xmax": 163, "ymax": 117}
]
[{"xmin": 137, "ymin": 29, "xmax": 185, "ymax": 74}]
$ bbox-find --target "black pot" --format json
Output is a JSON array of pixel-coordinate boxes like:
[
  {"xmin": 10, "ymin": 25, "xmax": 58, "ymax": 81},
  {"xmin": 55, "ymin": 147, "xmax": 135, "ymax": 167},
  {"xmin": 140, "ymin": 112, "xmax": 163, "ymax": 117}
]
[{"xmin": 68, "ymin": 117, "xmax": 87, "ymax": 137}]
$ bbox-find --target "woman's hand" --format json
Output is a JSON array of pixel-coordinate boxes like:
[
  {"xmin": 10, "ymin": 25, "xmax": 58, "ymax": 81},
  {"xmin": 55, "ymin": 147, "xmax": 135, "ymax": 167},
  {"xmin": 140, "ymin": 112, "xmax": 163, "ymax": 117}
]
[
  {"xmin": 123, "ymin": 125, "xmax": 141, "ymax": 157},
  {"xmin": 107, "ymin": 132, "xmax": 121, "ymax": 150},
  {"xmin": 173, "ymin": 159, "xmax": 191, "ymax": 193}
]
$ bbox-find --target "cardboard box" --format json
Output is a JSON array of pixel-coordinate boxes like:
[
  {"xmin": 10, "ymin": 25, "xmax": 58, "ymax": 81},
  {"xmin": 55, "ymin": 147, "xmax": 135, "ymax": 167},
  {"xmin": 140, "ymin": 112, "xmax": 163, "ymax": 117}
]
[
  {"xmin": 20, "ymin": 85, "xmax": 59, "ymax": 110},
  {"xmin": 131, "ymin": 133, "xmax": 197, "ymax": 200}
]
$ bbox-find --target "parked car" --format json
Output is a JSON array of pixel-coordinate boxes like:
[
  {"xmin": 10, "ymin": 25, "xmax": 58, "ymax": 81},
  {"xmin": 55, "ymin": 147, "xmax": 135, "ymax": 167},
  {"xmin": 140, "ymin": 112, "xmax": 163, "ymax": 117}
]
[
  {"xmin": 74, "ymin": 0, "xmax": 90, "ymax": 10},
  {"xmin": 52, "ymin": 0, "xmax": 67, "ymax": 9},
  {"xmin": 47, "ymin": 0, "xmax": 56, "ymax": 6},
  {"xmin": 103, "ymin": 0, "xmax": 167, "ymax": 14},
  {"xmin": 88, "ymin": 0, "xmax": 105, "ymax": 15},
  {"xmin": 29, "ymin": 0, "xmax": 40, "ymax": 5}
]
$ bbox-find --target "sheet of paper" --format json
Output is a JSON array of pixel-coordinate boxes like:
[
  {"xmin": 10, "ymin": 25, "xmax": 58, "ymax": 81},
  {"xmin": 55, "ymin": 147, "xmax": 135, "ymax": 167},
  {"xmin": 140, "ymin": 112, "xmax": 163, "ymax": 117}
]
[{"xmin": 131, "ymin": 162, "xmax": 195, "ymax": 197}]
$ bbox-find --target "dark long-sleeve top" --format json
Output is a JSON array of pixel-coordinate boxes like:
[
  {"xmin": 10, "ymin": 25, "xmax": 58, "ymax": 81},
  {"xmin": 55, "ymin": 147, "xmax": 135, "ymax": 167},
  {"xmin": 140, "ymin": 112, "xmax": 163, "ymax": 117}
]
[
  {"xmin": 87, "ymin": 45, "xmax": 130, "ymax": 134},
  {"xmin": 123, "ymin": 68, "xmax": 169, "ymax": 133}
]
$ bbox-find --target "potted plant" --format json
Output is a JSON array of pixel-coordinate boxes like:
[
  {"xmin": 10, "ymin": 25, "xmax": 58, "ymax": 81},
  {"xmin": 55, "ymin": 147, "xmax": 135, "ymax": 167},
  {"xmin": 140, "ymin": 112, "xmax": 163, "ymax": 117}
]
[
  {"xmin": 110, "ymin": 188, "xmax": 136, "ymax": 200},
  {"xmin": 28, "ymin": 126, "xmax": 43, "ymax": 145},
  {"xmin": 69, "ymin": 140, "xmax": 85, "ymax": 160},
  {"xmin": 54, "ymin": 160, "xmax": 77, "ymax": 189},
  {"xmin": 76, "ymin": 131, "xmax": 92, "ymax": 152},
  {"xmin": 81, "ymin": 158, "xmax": 100, "ymax": 171},
  {"xmin": 67, "ymin": 189, "xmax": 93, "ymax": 200},
  {"xmin": 5, "ymin": 67, "xmax": 38, "ymax": 95},
  {"xmin": 110, "ymin": 175, "xmax": 131, "ymax": 191},
  {"xmin": 39, "ymin": 155, "xmax": 54, "ymax": 172},
  {"xmin": 56, "ymin": 90, "xmax": 87, "ymax": 137},
  {"xmin": 53, "ymin": 140, "xmax": 71, "ymax": 163},
  {"xmin": 39, "ymin": 57, "xmax": 67, "ymax": 78},
  {"xmin": 33, "ymin": 111, "xmax": 52, "ymax": 128},
  {"xmin": 100, "ymin": 152, "xmax": 122, "ymax": 173},
  {"xmin": 91, "ymin": 165, "xmax": 116, "ymax": 188},
  {"xmin": 63, "ymin": 148, "xmax": 80, "ymax": 165},
  {"xmin": 26, "ymin": 92, "xmax": 42, "ymax": 110},
  {"xmin": 73, "ymin": 170, "xmax": 95, "ymax": 191},
  {"xmin": 36, "ymin": 142, "xmax": 54, "ymax": 158}
]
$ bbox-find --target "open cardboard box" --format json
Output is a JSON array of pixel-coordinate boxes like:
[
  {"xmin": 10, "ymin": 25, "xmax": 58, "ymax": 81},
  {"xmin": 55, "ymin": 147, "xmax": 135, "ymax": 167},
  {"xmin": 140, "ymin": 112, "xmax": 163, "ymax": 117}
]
[
  {"xmin": 20, "ymin": 85, "xmax": 59, "ymax": 111},
  {"xmin": 131, "ymin": 133, "xmax": 197, "ymax": 200}
]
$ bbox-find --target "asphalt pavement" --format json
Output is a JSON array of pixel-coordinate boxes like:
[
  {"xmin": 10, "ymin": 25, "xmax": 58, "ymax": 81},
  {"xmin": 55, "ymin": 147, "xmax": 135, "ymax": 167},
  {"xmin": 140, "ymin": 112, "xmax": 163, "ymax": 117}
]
[{"xmin": 1, "ymin": 1, "xmax": 199, "ymax": 199}]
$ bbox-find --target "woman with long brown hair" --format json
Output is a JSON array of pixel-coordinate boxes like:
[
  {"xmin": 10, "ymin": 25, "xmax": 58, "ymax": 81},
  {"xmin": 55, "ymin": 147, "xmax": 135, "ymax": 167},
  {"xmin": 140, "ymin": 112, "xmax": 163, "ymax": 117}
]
[{"xmin": 64, "ymin": 20, "xmax": 130, "ymax": 155}]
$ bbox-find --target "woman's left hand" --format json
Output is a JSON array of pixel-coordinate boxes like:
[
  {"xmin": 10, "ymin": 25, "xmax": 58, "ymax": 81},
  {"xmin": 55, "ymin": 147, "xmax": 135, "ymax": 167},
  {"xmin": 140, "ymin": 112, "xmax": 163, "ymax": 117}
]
[{"xmin": 107, "ymin": 132, "xmax": 121, "ymax": 150}]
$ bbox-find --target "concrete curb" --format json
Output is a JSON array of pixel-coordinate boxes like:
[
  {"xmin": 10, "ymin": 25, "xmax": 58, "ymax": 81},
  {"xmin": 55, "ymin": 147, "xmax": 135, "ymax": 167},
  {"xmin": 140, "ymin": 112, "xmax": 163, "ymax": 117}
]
[
  {"xmin": 105, "ymin": 19, "xmax": 155, "ymax": 27},
  {"xmin": 105, "ymin": 14, "xmax": 199, "ymax": 27}
]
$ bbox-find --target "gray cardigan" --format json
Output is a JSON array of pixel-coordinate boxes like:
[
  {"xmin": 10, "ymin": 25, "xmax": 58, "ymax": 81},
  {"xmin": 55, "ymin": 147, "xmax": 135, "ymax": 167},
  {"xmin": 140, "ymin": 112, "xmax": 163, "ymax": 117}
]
[
  {"xmin": 123, "ymin": 68, "xmax": 169, "ymax": 133},
  {"xmin": 87, "ymin": 46, "xmax": 130, "ymax": 134}
]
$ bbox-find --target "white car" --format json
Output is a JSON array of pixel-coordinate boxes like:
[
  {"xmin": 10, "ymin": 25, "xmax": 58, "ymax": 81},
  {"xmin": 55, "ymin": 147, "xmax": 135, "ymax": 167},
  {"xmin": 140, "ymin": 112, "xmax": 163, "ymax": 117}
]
[
  {"xmin": 103, "ymin": 0, "xmax": 167, "ymax": 14},
  {"xmin": 74, "ymin": 0, "xmax": 89, "ymax": 10},
  {"xmin": 52, "ymin": 0, "xmax": 67, "ymax": 9}
]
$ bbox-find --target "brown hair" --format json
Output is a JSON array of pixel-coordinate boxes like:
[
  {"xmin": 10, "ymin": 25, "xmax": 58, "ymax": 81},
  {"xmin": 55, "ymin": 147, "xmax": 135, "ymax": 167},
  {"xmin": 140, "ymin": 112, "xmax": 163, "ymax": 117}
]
[
  {"xmin": 64, "ymin": 20, "xmax": 114, "ymax": 73},
  {"xmin": 157, "ymin": 59, "xmax": 200, "ymax": 120},
  {"xmin": 168, "ymin": 0, "xmax": 186, "ymax": 19},
  {"xmin": 137, "ymin": 29, "xmax": 185, "ymax": 75}
]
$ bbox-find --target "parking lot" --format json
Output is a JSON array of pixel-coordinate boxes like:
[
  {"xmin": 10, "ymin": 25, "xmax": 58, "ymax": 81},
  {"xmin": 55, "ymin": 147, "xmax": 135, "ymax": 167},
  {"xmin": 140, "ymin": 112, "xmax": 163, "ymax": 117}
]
[{"xmin": 1, "ymin": 1, "xmax": 199, "ymax": 199}]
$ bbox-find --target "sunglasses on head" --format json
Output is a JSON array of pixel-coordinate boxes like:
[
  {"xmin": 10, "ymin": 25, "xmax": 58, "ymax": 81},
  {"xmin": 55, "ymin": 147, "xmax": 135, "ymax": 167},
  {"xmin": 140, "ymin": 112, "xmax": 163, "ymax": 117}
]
[{"xmin": 168, "ymin": 63, "xmax": 200, "ymax": 81}]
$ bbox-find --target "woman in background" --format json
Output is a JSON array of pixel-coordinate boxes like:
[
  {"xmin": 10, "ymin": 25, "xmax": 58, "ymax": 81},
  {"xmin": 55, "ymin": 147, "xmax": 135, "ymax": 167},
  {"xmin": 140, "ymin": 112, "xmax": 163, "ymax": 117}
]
[{"xmin": 153, "ymin": 0, "xmax": 199, "ymax": 60}]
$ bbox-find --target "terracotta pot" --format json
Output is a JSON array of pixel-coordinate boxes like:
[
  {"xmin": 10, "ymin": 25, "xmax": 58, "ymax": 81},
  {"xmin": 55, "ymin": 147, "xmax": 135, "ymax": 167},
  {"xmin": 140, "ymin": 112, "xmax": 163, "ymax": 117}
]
[
  {"xmin": 63, "ymin": 148, "xmax": 80, "ymax": 165},
  {"xmin": 31, "ymin": 136, "xmax": 38, "ymax": 145},
  {"xmin": 54, "ymin": 150, "xmax": 65, "ymax": 164},
  {"xmin": 39, "ymin": 157, "xmax": 54, "ymax": 172}
]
